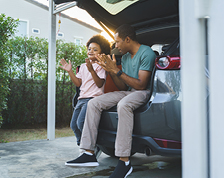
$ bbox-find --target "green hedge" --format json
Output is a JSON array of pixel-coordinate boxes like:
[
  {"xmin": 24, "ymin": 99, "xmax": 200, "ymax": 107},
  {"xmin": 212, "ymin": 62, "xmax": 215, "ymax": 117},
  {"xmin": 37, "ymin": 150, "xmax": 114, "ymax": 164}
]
[
  {"xmin": 1, "ymin": 31, "xmax": 87, "ymax": 128},
  {"xmin": 0, "ymin": 14, "xmax": 19, "ymax": 127},
  {"xmin": 3, "ymin": 79, "xmax": 75, "ymax": 128}
]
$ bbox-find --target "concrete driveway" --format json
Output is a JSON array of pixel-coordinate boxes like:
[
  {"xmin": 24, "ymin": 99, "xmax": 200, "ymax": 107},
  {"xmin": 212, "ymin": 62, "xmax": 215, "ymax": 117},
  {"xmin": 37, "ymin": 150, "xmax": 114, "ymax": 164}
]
[{"xmin": 0, "ymin": 136, "xmax": 181, "ymax": 178}]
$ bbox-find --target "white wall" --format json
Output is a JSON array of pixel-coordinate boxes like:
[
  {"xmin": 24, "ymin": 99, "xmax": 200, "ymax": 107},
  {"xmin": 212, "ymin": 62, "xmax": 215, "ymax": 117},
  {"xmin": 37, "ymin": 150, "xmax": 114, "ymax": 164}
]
[{"xmin": 0, "ymin": 0, "xmax": 101, "ymax": 45}]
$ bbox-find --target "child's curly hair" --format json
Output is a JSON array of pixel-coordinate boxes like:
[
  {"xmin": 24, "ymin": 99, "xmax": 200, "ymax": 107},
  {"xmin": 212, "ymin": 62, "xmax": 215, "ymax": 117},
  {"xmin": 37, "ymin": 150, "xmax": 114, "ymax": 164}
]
[{"xmin": 86, "ymin": 34, "xmax": 111, "ymax": 55}]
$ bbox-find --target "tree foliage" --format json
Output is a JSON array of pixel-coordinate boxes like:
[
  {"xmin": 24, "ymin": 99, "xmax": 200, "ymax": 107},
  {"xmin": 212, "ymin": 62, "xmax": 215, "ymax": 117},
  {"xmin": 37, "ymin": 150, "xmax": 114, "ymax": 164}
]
[
  {"xmin": 2, "ymin": 37, "xmax": 87, "ymax": 127},
  {"xmin": 0, "ymin": 14, "xmax": 18, "ymax": 127},
  {"xmin": 7, "ymin": 37, "xmax": 87, "ymax": 81},
  {"xmin": 0, "ymin": 15, "xmax": 88, "ymax": 127}
]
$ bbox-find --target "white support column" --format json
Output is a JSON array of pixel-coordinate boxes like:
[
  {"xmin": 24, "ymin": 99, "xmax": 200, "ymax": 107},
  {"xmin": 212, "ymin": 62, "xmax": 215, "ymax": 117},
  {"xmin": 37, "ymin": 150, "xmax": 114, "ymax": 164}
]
[
  {"xmin": 209, "ymin": 0, "xmax": 224, "ymax": 178},
  {"xmin": 180, "ymin": 0, "xmax": 208, "ymax": 178},
  {"xmin": 47, "ymin": 0, "xmax": 56, "ymax": 140}
]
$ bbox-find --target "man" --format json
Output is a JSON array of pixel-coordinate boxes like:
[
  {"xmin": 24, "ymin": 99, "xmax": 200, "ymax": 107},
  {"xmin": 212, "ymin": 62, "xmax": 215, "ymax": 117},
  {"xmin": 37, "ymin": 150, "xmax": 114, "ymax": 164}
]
[{"xmin": 65, "ymin": 24, "xmax": 156, "ymax": 178}]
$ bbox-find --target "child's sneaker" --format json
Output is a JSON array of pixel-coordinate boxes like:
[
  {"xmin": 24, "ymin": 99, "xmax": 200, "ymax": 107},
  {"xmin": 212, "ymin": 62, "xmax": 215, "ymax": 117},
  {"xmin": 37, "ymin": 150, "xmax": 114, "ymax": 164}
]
[{"xmin": 65, "ymin": 152, "xmax": 99, "ymax": 167}]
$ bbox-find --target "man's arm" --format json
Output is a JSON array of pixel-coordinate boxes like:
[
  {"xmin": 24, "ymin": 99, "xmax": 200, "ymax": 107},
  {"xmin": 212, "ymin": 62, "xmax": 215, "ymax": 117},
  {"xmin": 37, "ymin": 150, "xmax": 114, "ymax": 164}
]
[
  {"xmin": 109, "ymin": 71, "xmax": 129, "ymax": 91},
  {"xmin": 96, "ymin": 54, "xmax": 151, "ymax": 90},
  {"xmin": 114, "ymin": 70, "xmax": 151, "ymax": 90},
  {"xmin": 96, "ymin": 54, "xmax": 128, "ymax": 90}
]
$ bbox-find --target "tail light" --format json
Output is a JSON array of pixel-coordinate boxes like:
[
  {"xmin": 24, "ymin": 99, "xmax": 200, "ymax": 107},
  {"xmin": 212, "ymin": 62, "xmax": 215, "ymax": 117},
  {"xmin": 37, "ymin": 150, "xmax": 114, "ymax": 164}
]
[
  {"xmin": 155, "ymin": 56, "xmax": 181, "ymax": 70},
  {"xmin": 153, "ymin": 138, "xmax": 182, "ymax": 149}
]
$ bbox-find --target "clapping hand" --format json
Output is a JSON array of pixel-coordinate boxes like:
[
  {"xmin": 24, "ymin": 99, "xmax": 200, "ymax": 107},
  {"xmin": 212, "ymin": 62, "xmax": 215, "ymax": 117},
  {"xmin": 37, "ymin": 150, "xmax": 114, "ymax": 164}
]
[
  {"xmin": 59, "ymin": 59, "xmax": 72, "ymax": 72},
  {"xmin": 85, "ymin": 58, "xmax": 94, "ymax": 72},
  {"xmin": 96, "ymin": 54, "xmax": 118, "ymax": 74}
]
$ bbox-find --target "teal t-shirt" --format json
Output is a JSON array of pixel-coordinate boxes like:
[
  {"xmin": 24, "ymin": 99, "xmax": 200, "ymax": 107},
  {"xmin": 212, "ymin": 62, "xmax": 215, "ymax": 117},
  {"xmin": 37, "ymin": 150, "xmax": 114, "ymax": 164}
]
[{"xmin": 121, "ymin": 45, "xmax": 156, "ymax": 90}]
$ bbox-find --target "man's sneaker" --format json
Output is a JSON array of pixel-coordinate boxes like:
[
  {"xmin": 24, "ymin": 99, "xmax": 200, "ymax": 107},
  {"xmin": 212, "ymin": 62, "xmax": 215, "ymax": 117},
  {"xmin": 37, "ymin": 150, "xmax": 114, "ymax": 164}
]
[
  {"xmin": 65, "ymin": 152, "xmax": 99, "ymax": 167},
  {"xmin": 109, "ymin": 160, "xmax": 133, "ymax": 178}
]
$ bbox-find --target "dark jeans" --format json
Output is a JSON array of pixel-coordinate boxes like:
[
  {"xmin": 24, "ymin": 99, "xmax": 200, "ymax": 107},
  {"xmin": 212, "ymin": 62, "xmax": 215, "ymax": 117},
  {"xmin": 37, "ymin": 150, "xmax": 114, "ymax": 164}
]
[{"xmin": 70, "ymin": 98, "xmax": 92, "ymax": 145}]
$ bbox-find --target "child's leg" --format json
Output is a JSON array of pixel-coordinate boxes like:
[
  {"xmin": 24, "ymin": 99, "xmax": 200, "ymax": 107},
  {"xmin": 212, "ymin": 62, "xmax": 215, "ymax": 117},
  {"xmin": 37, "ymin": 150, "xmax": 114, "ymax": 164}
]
[
  {"xmin": 70, "ymin": 100, "xmax": 83, "ymax": 146},
  {"xmin": 72, "ymin": 98, "xmax": 93, "ymax": 146},
  {"xmin": 76, "ymin": 98, "xmax": 93, "ymax": 132}
]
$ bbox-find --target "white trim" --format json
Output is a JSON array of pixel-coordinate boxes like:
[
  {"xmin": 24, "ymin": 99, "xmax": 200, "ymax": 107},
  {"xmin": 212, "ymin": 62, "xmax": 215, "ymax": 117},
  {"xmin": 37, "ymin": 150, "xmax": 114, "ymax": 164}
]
[
  {"xmin": 74, "ymin": 36, "xmax": 83, "ymax": 45},
  {"xmin": 74, "ymin": 36, "xmax": 83, "ymax": 39},
  {"xmin": 17, "ymin": 19, "xmax": 29, "ymax": 37},
  {"xmin": 53, "ymin": 1, "xmax": 77, "ymax": 14}
]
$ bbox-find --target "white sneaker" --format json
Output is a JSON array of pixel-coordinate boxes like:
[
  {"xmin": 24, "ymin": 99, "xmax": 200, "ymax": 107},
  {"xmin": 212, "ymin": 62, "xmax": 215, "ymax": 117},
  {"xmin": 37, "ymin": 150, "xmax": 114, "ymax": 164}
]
[
  {"xmin": 94, "ymin": 146, "xmax": 102, "ymax": 159},
  {"xmin": 79, "ymin": 148, "xmax": 85, "ymax": 156}
]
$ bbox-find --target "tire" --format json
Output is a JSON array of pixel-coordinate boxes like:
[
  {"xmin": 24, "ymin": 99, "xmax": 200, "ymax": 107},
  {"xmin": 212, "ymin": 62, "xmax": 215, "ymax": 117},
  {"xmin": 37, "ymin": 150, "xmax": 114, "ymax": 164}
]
[{"xmin": 97, "ymin": 145, "xmax": 136, "ymax": 157}]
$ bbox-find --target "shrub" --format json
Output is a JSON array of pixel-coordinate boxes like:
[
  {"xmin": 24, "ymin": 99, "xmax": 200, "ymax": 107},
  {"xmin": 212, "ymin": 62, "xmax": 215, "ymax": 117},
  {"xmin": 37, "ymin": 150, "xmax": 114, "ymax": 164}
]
[
  {"xmin": 0, "ymin": 14, "xmax": 18, "ymax": 128},
  {"xmin": 2, "ymin": 36, "xmax": 87, "ymax": 128}
]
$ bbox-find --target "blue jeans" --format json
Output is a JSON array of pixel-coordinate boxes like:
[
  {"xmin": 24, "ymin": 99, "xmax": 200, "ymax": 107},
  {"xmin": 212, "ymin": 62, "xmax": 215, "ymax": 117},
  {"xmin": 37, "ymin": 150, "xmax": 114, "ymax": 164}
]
[{"xmin": 70, "ymin": 98, "xmax": 92, "ymax": 146}]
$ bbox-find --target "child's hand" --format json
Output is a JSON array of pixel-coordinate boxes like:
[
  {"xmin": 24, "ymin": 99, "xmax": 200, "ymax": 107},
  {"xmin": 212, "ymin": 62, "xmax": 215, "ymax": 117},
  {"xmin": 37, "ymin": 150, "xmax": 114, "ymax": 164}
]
[
  {"xmin": 85, "ymin": 58, "xmax": 94, "ymax": 72},
  {"xmin": 59, "ymin": 59, "xmax": 72, "ymax": 72}
]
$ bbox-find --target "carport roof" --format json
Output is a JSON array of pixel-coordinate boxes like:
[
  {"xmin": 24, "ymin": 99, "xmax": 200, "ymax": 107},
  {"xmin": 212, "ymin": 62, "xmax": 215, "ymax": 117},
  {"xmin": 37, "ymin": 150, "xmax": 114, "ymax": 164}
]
[{"xmin": 26, "ymin": 0, "xmax": 102, "ymax": 33}]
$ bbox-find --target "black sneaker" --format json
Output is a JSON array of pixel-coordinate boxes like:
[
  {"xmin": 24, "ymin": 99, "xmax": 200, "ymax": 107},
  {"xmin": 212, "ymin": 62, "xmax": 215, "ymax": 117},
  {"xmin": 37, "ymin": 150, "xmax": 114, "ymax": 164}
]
[
  {"xmin": 109, "ymin": 160, "xmax": 133, "ymax": 178},
  {"xmin": 65, "ymin": 152, "xmax": 99, "ymax": 167}
]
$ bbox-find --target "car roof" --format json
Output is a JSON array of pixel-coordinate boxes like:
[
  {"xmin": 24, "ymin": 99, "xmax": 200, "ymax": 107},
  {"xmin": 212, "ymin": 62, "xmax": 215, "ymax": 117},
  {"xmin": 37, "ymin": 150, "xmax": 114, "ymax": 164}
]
[{"xmin": 54, "ymin": 0, "xmax": 179, "ymax": 46}]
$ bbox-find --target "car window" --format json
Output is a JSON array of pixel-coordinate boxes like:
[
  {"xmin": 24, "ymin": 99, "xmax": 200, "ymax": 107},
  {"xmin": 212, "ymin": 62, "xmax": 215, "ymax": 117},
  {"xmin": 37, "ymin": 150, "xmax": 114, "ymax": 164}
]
[{"xmin": 95, "ymin": 0, "xmax": 139, "ymax": 15}]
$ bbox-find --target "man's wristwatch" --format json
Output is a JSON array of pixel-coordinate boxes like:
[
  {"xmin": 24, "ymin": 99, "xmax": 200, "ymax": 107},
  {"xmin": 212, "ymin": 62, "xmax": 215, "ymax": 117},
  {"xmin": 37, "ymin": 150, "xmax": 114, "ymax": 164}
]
[{"xmin": 116, "ymin": 70, "xmax": 123, "ymax": 77}]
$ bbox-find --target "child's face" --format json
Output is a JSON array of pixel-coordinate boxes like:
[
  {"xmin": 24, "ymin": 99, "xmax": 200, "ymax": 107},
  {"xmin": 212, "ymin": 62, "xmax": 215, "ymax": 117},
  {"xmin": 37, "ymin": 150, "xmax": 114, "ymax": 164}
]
[{"xmin": 87, "ymin": 43, "xmax": 102, "ymax": 61}]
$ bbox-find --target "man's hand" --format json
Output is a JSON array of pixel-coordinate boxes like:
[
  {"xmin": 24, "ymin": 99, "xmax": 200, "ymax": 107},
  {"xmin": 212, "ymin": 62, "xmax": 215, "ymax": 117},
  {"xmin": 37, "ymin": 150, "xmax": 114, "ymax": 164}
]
[
  {"xmin": 96, "ymin": 54, "xmax": 120, "ymax": 75},
  {"xmin": 85, "ymin": 58, "xmax": 94, "ymax": 72},
  {"xmin": 59, "ymin": 59, "xmax": 72, "ymax": 73}
]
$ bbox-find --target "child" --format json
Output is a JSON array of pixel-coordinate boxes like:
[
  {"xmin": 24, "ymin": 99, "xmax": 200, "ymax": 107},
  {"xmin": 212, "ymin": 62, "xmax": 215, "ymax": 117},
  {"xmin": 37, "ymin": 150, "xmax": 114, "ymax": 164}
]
[{"xmin": 59, "ymin": 35, "xmax": 111, "ymax": 146}]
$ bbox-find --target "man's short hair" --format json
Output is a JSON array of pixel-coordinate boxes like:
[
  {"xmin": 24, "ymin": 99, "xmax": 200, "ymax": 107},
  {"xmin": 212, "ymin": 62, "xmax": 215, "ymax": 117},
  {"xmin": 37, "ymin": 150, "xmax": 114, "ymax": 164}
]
[{"xmin": 115, "ymin": 24, "xmax": 137, "ymax": 42}]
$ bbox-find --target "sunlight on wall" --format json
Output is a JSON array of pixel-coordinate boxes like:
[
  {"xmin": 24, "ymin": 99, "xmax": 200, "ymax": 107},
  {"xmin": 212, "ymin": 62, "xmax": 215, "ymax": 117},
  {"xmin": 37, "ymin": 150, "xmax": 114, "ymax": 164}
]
[{"xmin": 36, "ymin": 0, "xmax": 114, "ymax": 42}]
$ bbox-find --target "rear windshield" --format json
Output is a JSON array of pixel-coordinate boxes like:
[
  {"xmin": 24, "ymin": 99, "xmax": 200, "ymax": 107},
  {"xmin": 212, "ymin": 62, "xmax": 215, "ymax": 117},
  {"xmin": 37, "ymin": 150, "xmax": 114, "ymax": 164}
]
[{"xmin": 95, "ymin": 0, "xmax": 139, "ymax": 15}]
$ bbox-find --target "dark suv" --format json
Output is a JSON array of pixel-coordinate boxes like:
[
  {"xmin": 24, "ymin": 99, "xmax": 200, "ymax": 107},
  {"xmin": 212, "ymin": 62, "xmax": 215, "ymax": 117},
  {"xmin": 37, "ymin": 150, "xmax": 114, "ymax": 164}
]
[{"xmin": 54, "ymin": 0, "xmax": 181, "ymax": 157}]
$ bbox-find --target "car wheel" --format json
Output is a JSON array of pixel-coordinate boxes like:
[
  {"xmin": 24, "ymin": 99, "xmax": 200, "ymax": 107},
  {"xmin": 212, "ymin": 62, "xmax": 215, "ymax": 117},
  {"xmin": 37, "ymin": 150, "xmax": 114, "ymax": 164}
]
[{"xmin": 97, "ymin": 145, "xmax": 136, "ymax": 157}]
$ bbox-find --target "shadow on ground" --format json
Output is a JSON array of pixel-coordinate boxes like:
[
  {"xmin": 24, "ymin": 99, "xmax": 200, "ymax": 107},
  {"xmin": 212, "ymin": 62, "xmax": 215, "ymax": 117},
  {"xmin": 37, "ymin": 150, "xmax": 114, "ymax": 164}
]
[{"xmin": 67, "ymin": 157, "xmax": 181, "ymax": 178}]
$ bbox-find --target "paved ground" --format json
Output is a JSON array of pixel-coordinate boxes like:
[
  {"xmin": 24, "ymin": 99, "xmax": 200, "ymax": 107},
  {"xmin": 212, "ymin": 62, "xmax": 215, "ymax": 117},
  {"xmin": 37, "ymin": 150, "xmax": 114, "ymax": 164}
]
[{"xmin": 0, "ymin": 136, "xmax": 182, "ymax": 178}]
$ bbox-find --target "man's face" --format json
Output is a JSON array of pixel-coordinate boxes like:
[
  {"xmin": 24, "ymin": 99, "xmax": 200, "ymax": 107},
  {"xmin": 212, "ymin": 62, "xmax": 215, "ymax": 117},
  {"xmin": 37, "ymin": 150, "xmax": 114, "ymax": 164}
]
[{"xmin": 114, "ymin": 33, "xmax": 127, "ymax": 54}]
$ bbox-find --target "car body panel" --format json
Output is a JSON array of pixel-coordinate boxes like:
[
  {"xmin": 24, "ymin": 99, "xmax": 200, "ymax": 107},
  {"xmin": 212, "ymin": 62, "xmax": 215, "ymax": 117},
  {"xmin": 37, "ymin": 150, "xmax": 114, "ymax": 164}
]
[
  {"xmin": 98, "ymin": 70, "xmax": 181, "ymax": 140},
  {"xmin": 65, "ymin": 0, "xmax": 182, "ymax": 156},
  {"xmin": 53, "ymin": 0, "xmax": 179, "ymax": 45}
]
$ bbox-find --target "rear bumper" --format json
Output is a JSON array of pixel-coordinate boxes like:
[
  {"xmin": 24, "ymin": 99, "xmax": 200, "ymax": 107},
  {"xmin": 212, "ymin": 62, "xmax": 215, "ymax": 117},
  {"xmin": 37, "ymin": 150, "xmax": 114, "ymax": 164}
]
[{"xmin": 96, "ymin": 129, "xmax": 181, "ymax": 157}]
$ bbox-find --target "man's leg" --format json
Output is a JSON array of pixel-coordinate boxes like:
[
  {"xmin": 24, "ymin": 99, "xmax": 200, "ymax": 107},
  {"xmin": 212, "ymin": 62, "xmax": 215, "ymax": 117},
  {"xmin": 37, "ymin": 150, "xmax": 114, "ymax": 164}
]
[
  {"xmin": 80, "ymin": 91, "xmax": 130, "ymax": 151},
  {"xmin": 115, "ymin": 90, "xmax": 150, "ymax": 157},
  {"xmin": 65, "ymin": 91, "xmax": 129, "ymax": 167},
  {"xmin": 109, "ymin": 90, "xmax": 150, "ymax": 178}
]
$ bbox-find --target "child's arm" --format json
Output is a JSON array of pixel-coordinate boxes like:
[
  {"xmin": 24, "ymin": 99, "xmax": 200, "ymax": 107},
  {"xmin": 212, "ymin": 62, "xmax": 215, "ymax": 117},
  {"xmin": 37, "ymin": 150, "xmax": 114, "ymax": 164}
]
[
  {"xmin": 86, "ymin": 58, "xmax": 105, "ymax": 88},
  {"xmin": 59, "ymin": 59, "xmax": 82, "ymax": 87}
]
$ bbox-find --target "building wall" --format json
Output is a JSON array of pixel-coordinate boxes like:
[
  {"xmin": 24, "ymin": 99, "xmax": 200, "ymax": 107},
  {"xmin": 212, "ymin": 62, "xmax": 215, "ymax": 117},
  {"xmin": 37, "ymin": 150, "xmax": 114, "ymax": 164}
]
[{"xmin": 0, "ymin": 0, "xmax": 101, "ymax": 45}]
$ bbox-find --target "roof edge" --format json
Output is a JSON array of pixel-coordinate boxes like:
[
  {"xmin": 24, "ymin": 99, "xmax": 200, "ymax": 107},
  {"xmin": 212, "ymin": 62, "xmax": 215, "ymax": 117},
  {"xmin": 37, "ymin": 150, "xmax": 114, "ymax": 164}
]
[{"xmin": 24, "ymin": 0, "xmax": 102, "ymax": 33}]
